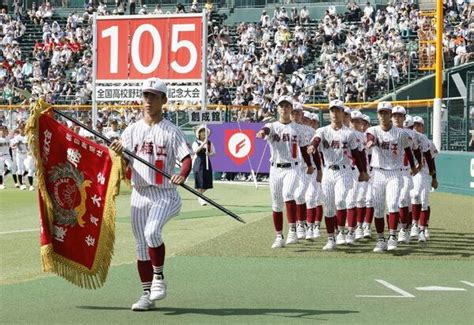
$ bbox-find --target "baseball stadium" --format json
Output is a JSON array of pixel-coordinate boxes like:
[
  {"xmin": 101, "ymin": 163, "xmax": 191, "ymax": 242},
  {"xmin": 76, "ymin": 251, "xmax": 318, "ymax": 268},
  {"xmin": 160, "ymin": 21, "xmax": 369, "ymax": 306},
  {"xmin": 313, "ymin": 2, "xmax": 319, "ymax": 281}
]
[{"xmin": 1, "ymin": 0, "xmax": 473, "ymax": 324}]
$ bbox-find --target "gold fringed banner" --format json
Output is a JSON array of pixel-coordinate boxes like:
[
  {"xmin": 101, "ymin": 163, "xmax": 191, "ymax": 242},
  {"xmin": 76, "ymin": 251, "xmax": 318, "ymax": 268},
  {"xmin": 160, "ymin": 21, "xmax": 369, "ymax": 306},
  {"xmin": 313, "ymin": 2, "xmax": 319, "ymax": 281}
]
[{"xmin": 25, "ymin": 99, "xmax": 123, "ymax": 289}]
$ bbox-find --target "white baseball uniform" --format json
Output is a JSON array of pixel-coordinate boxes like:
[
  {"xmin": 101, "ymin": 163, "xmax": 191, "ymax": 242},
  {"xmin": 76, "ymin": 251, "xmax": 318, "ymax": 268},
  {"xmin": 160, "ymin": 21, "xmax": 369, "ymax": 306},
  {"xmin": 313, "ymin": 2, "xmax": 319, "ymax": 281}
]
[
  {"xmin": 0, "ymin": 137, "xmax": 12, "ymax": 176},
  {"xmin": 121, "ymin": 119, "xmax": 191, "ymax": 260},
  {"xmin": 10, "ymin": 135, "xmax": 28, "ymax": 175},
  {"xmin": 347, "ymin": 130, "xmax": 365, "ymax": 209},
  {"xmin": 294, "ymin": 124, "xmax": 315, "ymax": 205},
  {"xmin": 411, "ymin": 133, "xmax": 434, "ymax": 210},
  {"xmin": 265, "ymin": 121, "xmax": 309, "ymax": 212},
  {"xmin": 314, "ymin": 125, "xmax": 358, "ymax": 218},
  {"xmin": 398, "ymin": 128, "xmax": 420, "ymax": 209},
  {"xmin": 367, "ymin": 125, "xmax": 411, "ymax": 218}
]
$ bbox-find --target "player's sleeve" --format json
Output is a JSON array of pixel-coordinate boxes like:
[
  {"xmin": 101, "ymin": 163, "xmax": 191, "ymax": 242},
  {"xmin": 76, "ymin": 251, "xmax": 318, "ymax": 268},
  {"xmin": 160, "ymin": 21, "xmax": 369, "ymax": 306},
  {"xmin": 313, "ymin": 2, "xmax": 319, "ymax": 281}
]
[
  {"xmin": 174, "ymin": 129, "xmax": 192, "ymax": 161},
  {"xmin": 298, "ymin": 125, "xmax": 311, "ymax": 146},
  {"xmin": 310, "ymin": 127, "xmax": 324, "ymax": 147},
  {"xmin": 401, "ymin": 130, "xmax": 411, "ymax": 149},
  {"xmin": 263, "ymin": 122, "xmax": 274, "ymax": 141},
  {"xmin": 348, "ymin": 130, "xmax": 358, "ymax": 150},
  {"xmin": 120, "ymin": 126, "xmax": 133, "ymax": 152}
]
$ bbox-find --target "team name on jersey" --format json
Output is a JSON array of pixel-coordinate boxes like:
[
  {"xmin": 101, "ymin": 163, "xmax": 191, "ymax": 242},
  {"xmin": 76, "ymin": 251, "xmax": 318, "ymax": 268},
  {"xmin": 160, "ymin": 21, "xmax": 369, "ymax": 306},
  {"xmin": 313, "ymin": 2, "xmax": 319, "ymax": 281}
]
[
  {"xmin": 380, "ymin": 141, "xmax": 399, "ymax": 154},
  {"xmin": 134, "ymin": 142, "xmax": 167, "ymax": 156},
  {"xmin": 323, "ymin": 139, "xmax": 348, "ymax": 149},
  {"xmin": 272, "ymin": 133, "xmax": 298, "ymax": 143}
]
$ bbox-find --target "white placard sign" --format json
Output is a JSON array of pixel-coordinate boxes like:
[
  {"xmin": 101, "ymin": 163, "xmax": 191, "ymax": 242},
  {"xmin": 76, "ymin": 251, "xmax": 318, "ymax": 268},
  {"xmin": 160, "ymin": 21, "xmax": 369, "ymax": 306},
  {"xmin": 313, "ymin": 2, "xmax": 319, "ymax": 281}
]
[{"xmin": 95, "ymin": 85, "xmax": 202, "ymax": 102}]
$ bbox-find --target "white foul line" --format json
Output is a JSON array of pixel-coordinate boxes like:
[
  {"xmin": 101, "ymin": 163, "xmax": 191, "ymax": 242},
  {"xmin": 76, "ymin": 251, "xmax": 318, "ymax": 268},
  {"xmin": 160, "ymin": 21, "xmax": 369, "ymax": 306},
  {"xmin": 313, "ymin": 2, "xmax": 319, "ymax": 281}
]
[
  {"xmin": 460, "ymin": 281, "xmax": 474, "ymax": 287},
  {"xmin": 416, "ymin": 286, "xmax": 466, "ymax": 291},
  {"xmin": 0, "ymin": 228, "xmax": 38, "ymax": 235},
  {"xmin": 356, "ymin": 279, "xmax": 415, "ymax": 298}
]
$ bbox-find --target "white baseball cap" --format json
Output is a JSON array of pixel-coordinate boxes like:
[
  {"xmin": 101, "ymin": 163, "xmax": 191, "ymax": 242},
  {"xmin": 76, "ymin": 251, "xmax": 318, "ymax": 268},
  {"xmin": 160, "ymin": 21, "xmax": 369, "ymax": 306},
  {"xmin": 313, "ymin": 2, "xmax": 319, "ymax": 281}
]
[
  {"xmin": 292, "ymin": 102, "xmax": 303, "ymax": 111},
  {"xmin": 277, "ymin": 95, "xmax": 293, "ymax": 106},
  {"xmin": 404, "ymin": 115, "xmax": 414, "ymax": 128},
  {"xmin": 362, "ymin": 114, "xmax": 371, "ymax": 124},
  {"xmin": 350, "ymin": 110, "xmax": 363, "ymax": 120},
  {"xmin": 344, "ymin": 106, "xmax": 351, "ymax": 115},
  {"xmin": 392, "ymin": 105, "xmax": 406, "ymax": 115},
  {"xmin": 377, "ymin": 101, "xmax": 392, "ymax": 112},
  {"xmin": 142, "ymin": 77, "xmax": 168, "ymax": 96},
  {"xmin": 329, "ymin": 99, "xmax": 345, "ymax": 110},
  {"xmin": 303, "ymin": 110, "xmax": 311, "ymax": 118},
  {"xmin": 311, "ymin": 113, "xmax": 319, "ymax": 122},
  {"xmin": 413, "ymin": 116, "xmax": 424, "ymax": 125}
]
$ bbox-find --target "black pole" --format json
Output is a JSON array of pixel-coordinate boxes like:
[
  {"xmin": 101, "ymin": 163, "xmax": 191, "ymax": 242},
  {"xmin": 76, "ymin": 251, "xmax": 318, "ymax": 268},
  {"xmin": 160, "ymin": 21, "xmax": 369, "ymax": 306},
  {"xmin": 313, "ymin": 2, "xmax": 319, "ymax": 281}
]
[{"xmin": 53, "ymin": 109, "xmax": 245, "ymax": 224}]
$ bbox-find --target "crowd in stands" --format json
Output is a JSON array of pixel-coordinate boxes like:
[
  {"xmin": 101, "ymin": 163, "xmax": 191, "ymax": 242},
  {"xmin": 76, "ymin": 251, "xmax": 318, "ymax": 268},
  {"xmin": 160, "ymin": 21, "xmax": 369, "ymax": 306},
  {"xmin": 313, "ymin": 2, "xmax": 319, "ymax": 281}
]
[{"xmin": 1, "ymin": 1, "xmax": 473, "ymax": 130}]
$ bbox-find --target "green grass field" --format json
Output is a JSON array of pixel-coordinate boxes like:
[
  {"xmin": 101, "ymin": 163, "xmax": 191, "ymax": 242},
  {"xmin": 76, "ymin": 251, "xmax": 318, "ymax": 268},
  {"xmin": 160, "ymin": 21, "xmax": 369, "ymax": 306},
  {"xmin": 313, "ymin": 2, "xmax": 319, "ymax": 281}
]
[{"xmin": 1, "ymin": 182, "xmax": 473, "ymax": 324}]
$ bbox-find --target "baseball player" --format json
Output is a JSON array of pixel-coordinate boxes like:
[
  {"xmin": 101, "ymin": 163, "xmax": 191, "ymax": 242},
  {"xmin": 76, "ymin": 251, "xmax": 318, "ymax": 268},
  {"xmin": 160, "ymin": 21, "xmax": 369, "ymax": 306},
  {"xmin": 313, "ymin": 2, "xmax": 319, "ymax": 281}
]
[
  {"xmin": 411, "ymin": 116, "xmax": 437, "ymax": 243},
  {"xmin": 10, "ymin": 128, "xmax": 28, "ymax": 190},
  {"xmin": 256, "ymin": 96, "xmax": 316, "ymax": 249},
  {"xmin": 346, "ymin": 110, "xmax": 367, "ymax": 244},
  {"xmin": 366, "ymin": 102, "xmax": 417, "ymax": 252},
  {"xmin": 0, "ymin": 126, "xmax": 12, "ymax": 189},
  {"xmin": 110, "ymin": 77, "xmax": 192, "ymax": 311},
  {"xmin": 304, "ymin": 112, "xmax": 324, "ymax": 240},
  {"xmin": 359, "ymin": 114, "xmax": 375, "ymax": 239},
  {"xmin": 292, "ymin": 106, "xmax": 318, "ymax": 240},
  {"xmin": 308, "ymin": 100, "xmax": 368, "ymax": 251},
  {"xmin": 391, "ymin": 107, "xmax": 423, "ymax": 244}
]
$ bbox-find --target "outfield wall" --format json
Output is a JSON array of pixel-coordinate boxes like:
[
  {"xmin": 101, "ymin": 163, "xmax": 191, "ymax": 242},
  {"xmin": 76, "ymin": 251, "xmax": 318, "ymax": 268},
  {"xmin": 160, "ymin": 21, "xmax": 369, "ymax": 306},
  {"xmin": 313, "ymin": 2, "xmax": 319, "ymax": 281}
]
[{"xmin": 437, "ymin": 151, "xmax": 474, "ymax": 196}]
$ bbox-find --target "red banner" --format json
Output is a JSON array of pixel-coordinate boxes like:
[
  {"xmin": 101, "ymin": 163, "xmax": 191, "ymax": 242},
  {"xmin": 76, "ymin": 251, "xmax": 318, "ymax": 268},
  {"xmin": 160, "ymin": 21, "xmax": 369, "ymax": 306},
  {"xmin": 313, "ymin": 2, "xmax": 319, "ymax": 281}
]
[{"xmin": 26, "ymin": 100, "xmax": 122, "ymax": 288}]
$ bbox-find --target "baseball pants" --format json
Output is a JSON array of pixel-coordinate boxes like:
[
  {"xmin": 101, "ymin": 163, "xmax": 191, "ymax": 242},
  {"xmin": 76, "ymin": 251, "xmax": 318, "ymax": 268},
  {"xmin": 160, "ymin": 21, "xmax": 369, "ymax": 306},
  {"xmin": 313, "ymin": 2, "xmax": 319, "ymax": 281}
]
[
  {"xmin": 399, "ymin": 169, "xmax": 413, "ymax": 208},
  {"xmin": 322, "ymin": 167, "xmax": 354, "ymax": 217},
  {"xmin": 346, "ymin": 168, "xmax": 359, "ymax": 209},
  {"xmin": 306, "ymin": 174, "xmax": 323, "ymax": 209},
  {"xmin": 411, "ymin": 171, "xmax": 431, "ymax": 210},
  {"xmin": 370, "ymin": 168, "xmax": 402, "ymax": 218},
  {"xmin": 131, "ymin": 187, "xmax": 182, "ymax": 261},
  {"xmin": 24, "ymin": 155, "xmax": 36, "ymax": 177},
  {"xmin": 15, "ymin": 153, "xmax": 27, "ymax": 175},
  {"xmin": 269, "ymin": 165, "xmax": 299, "ymax": 212},
  {"xmin": 295, "ymin": 166, "xmax": 310, "ymax": 205}
]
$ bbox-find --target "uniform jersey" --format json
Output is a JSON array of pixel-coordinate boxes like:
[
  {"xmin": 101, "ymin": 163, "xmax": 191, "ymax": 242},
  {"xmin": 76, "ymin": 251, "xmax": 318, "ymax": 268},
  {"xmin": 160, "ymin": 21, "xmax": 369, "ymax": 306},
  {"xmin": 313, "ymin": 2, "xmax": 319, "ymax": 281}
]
[
  {"xmin": 265, "ymin": 121, "xmax": 309, "ymax": 164},
  {"xmin": 296, "ymin": 124, "xmax": 315, "ymax": 165},
  {"xmin": 10, "ymin": 135, "xmax": 28, "ymax": 155},
  {"xmin": 313, "ymin": 125, "xmax": 358, "ymax": 166},
  {"xmin": 0, "ymin": 137, "xmax": 10, "ymax": 156},
  {"xmin": 367, "ymin": 125, "xmax": 411, "ymax": 170},
  {"xmin": 121, "ymin": 119, "xmax": 191, "ymax": 189}
]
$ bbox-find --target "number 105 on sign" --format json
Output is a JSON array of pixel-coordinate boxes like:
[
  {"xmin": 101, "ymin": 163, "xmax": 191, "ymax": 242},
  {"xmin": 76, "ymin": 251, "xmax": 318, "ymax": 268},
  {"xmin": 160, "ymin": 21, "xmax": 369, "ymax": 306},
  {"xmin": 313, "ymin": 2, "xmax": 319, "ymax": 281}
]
[{"xmin": 96, "ymin": 15, "xmax": 203, "ymax": 82}]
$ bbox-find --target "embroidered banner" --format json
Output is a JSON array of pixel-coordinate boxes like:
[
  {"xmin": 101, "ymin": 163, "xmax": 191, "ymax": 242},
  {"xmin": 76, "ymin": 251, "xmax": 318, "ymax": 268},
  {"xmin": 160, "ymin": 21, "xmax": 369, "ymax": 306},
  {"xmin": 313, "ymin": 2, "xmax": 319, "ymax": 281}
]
[{"xmin": 26, "ymin": 99, "xmax": 122, "ymax": 289}]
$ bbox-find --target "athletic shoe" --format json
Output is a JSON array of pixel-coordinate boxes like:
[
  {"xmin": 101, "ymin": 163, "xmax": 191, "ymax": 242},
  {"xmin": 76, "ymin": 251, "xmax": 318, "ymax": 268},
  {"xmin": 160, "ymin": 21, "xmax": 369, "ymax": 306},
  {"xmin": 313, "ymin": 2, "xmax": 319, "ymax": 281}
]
[
  {"xmin": 373, "ymin": 237, "xmax": 387, "ymax": 252},
  {"xmin": 322, "ymin": 237, "xmax": 336, "ymax": 251},
  {"xmin": 363, "ymin": 225, "xmax": 372, "ymax": 239},
  {"xmin": 0, "ymin": 184, "xmax": 5, "ymax": 190},
  {"xmin": 15, "ymin": 183, "xmax": 20, "ymax": 188},
  {"xmin": 198, "ymin": 198, "xmax": 207, "ymax": 206},
  {"xmin": 424, "ymin": 227, "xmax": 430, "ymax": 239},
  {"xmin": 387, "ymin": 235, "xmax": 398, "ymax": 251},
  {"xmin": 149, "ymin": 275, "xmax": 167, "ymax": 301},
  {"xmin": 345, "ymin": 231, "xmax": 355, "ymax": 245},
  {"xmin": 410, "ymin": 224, "xmax": 419, "ymax": 238},
  {"xmin": 397, "ymin": 228, "xmax": 410, "ymax": 244},
  {"xmin": 355, "ymin": 226, "xmax": 364, "ymax": 240},
  {"xmin": 271, "ymin": 235, "xmax": 285, "ymax": 249},
  {"xmin": 20, "ymin": 184, "xmax": 27, "ymax": 190},
  {"xmin": 296, "ymin": 223, "xmax": 306, "ymax": 240},
  {"xmin": 335, "ymin": 232, "xmax": 346, "ymax": 245},
  {"xmin": 312, "ymin": 225, "xmax": 321, "ymax": 239},
  {"xmin": 131, "ymin": 292, "xmax": 155, "ymax": 311},
  {"xmin": 305, "ymin": 227, "xmax": 313, "ymax": 240},
  {"xmin": 29, "ymin": 186, "xmax": 35, "ymax": 191},
  {"xmin": 418, "ymin": 230, "xmax": 427, "ymax": 243},
  {"xmin": 285, "ymin": 230, "xmax": 298, "ymax": 245}
]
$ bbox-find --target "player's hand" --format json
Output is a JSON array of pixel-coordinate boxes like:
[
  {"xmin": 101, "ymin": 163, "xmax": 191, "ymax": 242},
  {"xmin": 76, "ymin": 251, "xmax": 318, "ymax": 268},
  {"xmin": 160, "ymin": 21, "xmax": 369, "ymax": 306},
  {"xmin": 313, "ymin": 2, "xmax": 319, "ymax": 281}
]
[
  {"xmin": 170, "ymin": 174, "xmax": 185, "ymax": 185},
  {"xmin": 307, "ymin": 145, "xmax": 316, "ymax": 154},
  {"xmin": 358, "ymin": 172, "xmax": 369, "ymax": 182},
  {"xmin": 109, "ymin": 140, "xmax": 124, "ymax": 155},
  {"xmin": 316, "ymin": 169, "xmax": 323, "ymax": 182},
  {"xmin": 431, "ymin": 178, "xmax": 438, "ymax": 189},
  {"xmin": 256, "ymin": 130, "xmax": 266, "ymax": 139},
  {"xmin": 410, "ymin": 166, "xmax": 418, "ymax": 176},
  {"xmin": 306, "ymin": 166, "xmax": 315, "ymax": 175}
]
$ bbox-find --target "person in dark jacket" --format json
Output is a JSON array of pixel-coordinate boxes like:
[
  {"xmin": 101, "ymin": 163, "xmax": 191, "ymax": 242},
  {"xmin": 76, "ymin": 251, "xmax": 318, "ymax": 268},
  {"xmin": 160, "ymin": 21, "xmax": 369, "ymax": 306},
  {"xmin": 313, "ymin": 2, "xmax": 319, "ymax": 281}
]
[{"xmin": 192, "ymin": 125, "xmax": 215, "ymax": 206}]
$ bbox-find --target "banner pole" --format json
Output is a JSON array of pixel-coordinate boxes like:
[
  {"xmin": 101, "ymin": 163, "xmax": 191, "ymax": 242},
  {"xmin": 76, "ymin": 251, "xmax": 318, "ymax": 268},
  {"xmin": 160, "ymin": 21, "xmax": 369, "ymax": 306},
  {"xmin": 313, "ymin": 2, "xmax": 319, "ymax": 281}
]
[{"xmin": 202, "ymin": 10, "xmax": 209, "ymax": 170}]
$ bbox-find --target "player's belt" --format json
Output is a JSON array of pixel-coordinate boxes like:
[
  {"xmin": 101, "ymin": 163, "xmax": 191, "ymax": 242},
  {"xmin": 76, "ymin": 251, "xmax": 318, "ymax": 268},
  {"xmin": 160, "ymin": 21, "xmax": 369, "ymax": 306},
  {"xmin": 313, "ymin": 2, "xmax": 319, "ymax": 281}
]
[
  {"xmin": 271, "ymin": 162, "xmax": 298, "ymax": 168},
  {"xmin": 328, "ymin": 164, "xmax": 354, "ymax": 170}
]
